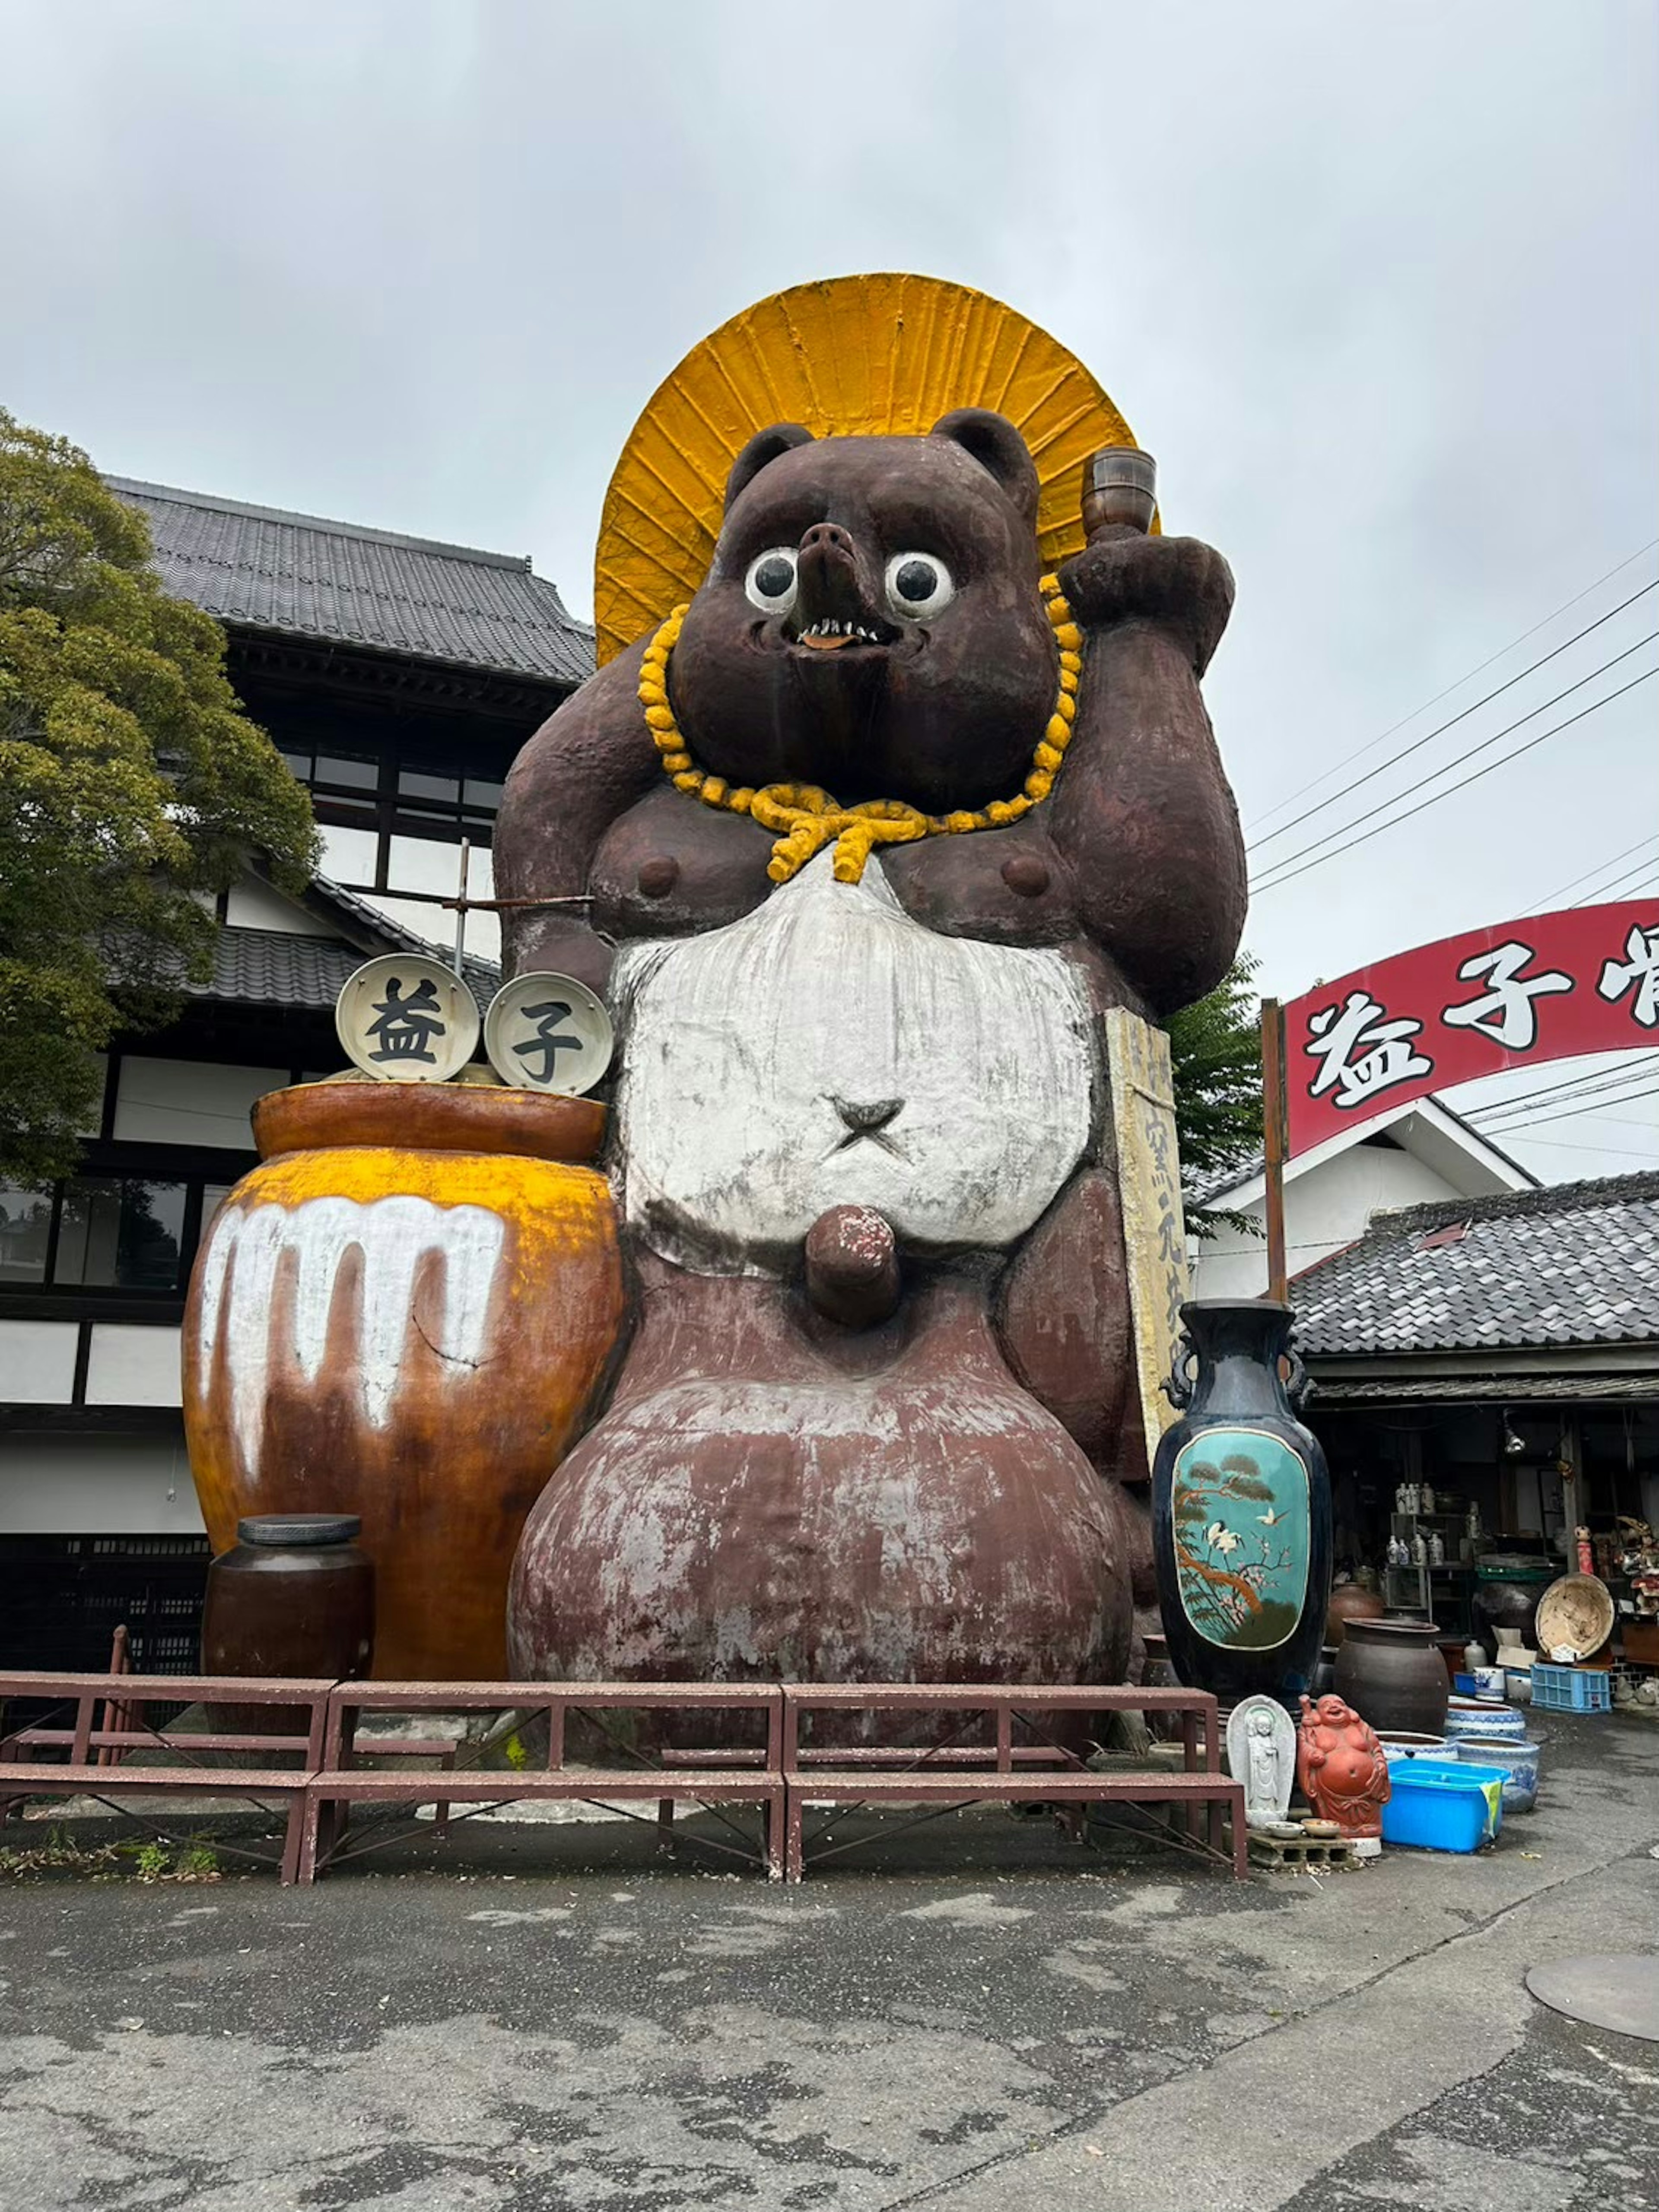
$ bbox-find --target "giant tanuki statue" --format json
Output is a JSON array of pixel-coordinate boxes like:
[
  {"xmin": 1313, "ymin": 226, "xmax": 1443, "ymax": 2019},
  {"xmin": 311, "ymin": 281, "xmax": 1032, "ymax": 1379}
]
[{"xmin": 497, "ymin": 276, "xmax": 1246, "ymax": 1691}]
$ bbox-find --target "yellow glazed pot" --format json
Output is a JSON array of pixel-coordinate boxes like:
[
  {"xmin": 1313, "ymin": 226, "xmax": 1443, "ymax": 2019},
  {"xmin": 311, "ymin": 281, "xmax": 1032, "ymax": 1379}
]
[{"xmin": 183, "ymin": 1082, "xmax": 624, "ymax": 1679}]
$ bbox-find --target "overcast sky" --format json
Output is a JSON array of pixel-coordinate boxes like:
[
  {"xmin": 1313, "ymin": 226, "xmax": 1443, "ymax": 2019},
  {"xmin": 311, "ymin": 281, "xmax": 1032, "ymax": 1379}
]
[{"xmin": 2, "ymin": 0, "xmax": 1655, "ymax": 1180}]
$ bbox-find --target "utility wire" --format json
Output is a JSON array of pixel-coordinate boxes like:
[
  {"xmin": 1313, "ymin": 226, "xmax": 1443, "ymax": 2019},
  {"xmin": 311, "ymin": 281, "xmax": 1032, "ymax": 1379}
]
[
  {"xmin": 1478, "ymin": 1078, "xmax": 1659, "ymax": 1136},
  {"xmin": 1503, "ymin": 1135, "xmax": 1659, "ymax": 1162},
  {"xmin": 1243, "ymin": 539, "xmax": 1659, "ymax": 835},
  {"xmin": 1247, "ymin": 581, "xmax": 1658, "ymax": 855},
  {"xmin": 1252, "ymin": 635, "xmax": 1656, "ymax": 886},
  {"xmin": 1573, "ymin": 859, "xmax": 1659, "ymax": 908},
  {"xmin": 1251, "ymin": 660, "xmax": 1659, "ymax": 895},
  {"xmin": 1468, "ymin": 1051, "xmax": 1659, "ymax": 1117},
  {"xmin": 1537, "ymin": 834, "xmax": 1659, "ymax": 908},
  {"xmin": 1469, "ymin": 1057, "xmax": 1659, "ymax": 1126}
]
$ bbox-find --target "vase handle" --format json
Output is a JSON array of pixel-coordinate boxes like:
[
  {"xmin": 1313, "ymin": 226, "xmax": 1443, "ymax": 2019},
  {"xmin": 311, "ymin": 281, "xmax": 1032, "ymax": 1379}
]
[
  {"xmin": 1283, "ymin": 1347, "xmax": 1312, "ymax": 1409},
  {"xmin": 1161, "ymin": 1330, "xmax": 1199, "ymax": 1412}
]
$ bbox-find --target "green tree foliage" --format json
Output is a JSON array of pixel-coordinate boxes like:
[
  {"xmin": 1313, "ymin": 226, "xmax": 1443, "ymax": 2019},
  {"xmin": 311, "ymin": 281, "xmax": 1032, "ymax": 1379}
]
[
  {"xmin": 1165, "ymin": 953, "xmax": 1265, "ymax": 1234},
  {"xmin": 0, "ymin": 410, "xmax": 316, "ymax": 1184}
]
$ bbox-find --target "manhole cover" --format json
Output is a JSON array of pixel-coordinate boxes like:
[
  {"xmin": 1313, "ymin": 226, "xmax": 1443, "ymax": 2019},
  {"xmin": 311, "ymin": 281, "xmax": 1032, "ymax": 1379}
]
[{"xmin": 1526, "ymin": 1955, "xmax": 1659, "ymax": 2042}]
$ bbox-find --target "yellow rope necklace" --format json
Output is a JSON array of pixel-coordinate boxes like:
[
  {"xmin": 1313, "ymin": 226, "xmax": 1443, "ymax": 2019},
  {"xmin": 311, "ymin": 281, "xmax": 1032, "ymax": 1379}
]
[{"xmin": 637, "ymin": 574, "xmax": 1083, "ymax": 885}]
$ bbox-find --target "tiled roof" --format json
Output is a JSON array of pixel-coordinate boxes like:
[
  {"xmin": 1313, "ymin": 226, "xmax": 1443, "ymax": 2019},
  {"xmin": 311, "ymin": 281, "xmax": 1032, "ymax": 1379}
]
[
  {"xmin": 189, "ymin": 927, "xmax": 365, "ymax": 1012},
  {"xmin": 108, "ymin": 476, "xmax": 594, "ymax": 689},
  {"xmin": 1291, "ymin": 1172, "xmax": 1659, "ymax": 1357},
  {"xmin": 185, "ymin": 877, "xmax": 502, "ymax": 1018}
]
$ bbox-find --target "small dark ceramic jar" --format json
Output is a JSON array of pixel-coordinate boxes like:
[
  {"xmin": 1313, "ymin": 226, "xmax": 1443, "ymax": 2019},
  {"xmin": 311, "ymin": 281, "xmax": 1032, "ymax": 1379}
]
[
  {"xmin": 1334, "ymin": 1615, "xmax": 1449, "ymax": 1738},
  {"xmin": 202, "ymin": 1513, "xmax": 375, "ymax": 1739}
]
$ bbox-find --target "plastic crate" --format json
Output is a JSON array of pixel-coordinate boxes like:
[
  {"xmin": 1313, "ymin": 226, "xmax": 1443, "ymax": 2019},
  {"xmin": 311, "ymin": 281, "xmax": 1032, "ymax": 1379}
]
[
  {"xmin": 1530, "ymin": 1663, "xmax": 1611, "ymax": 1714},
  {"xmin": 1381, "ymin": 1760, "xmax": 1506, "ymax": 1852}
]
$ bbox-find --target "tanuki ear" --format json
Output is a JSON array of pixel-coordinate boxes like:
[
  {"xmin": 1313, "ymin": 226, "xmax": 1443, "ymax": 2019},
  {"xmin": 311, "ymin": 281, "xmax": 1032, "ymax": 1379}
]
[
  {"xmin": 930, "ymin": 408, "xmax": 1039, "ymax": 532},
  {"xmin": 725, "ymin": 423, "xmax": 816, "ymax": 512}
]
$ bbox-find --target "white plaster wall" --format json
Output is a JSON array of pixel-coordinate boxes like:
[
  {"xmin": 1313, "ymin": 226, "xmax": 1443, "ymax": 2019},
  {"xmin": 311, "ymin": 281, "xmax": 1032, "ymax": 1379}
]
[
  {"xmin": 114, "ymin": 1057, "xmax": 288, "ymax": 1149},
  {"xmin": 0, "ymin": 1430, "xmax": 203, "ymax": 1534},
  {"xmin": 224, "ymin": 878, "xmax": 330, "ymax": 934},
  {"xmin": 0, "ymin": 1320, "xmax": 79, "ymax": 1404},
  {"xmin": 85, "ymin": 1323, "xmax": 184, "ymax": 1408},
  {"xmin": 1192, "ymin": 1142, "xmax": 1469, "ymax": 1297}
]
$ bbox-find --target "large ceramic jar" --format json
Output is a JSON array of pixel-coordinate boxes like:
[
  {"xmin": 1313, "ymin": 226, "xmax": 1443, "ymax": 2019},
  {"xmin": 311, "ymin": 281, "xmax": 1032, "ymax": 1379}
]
[
  {"xmin": 1151, "ymin": 1300, "xmax": 1332, "ymax": 1711},
  {"xmin": 1325, "ymin": 1581, "xmax": 1387, "ymax": 1646},
  {"xmin": 1473, "ymin": 1558, "xmax": 1554, "ymax": 1653},
  {"xmin": 201, "ymin": 1512, "xmax": 374, "ymax": 1736},
  {"xmin": 184, "ymin": 1082, "xmax": 624, "ymax": 1679},
  {"xmin": 1335, "ymin": 1616, "xmax": 1449, "ymax": 1737}
]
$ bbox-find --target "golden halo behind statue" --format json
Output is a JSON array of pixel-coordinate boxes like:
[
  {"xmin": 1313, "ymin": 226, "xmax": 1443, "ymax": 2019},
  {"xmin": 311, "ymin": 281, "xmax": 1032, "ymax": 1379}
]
[{"xmin": 593, "ymin": 272, "xmax": 1146, "ymax": 666}]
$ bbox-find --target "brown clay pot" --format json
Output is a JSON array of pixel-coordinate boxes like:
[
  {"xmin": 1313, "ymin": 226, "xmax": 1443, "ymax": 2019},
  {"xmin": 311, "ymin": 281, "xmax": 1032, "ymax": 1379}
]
[
  {"xmin": 184, "ymin": 1082, "xmax": 624, "ymax": 1679},
  {"xmin": 1334, "ymin": 1615, "xmax": 1449, "ymax": 1738},
  {"xmin": 1325, "ymin": 1581, "xmax": 1387, "ymax": 1646},
  {"xmin": 201, "ymin": 1512, "xmax": 374, "ymax": 1737}
]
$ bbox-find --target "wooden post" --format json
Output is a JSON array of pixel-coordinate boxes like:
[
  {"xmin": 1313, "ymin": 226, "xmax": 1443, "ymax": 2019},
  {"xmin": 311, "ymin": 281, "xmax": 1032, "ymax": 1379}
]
[{"xmin": 1261, "ymin": 997, "xmax": 1289, "ymax": 1302}]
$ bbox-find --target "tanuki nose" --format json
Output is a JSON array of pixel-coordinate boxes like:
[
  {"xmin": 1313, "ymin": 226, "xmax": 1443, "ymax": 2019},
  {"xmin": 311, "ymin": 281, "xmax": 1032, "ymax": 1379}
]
[{"xmin": 799, "ymin": 522, "xmax": 855, "ymax": 560}]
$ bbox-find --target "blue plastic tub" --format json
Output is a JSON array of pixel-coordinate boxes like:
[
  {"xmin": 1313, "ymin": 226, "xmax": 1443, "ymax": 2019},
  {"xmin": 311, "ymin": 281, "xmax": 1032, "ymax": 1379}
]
[{"xmin": 1381, "ymin": 1759, "xmax": 1506, "ymax": 1852}]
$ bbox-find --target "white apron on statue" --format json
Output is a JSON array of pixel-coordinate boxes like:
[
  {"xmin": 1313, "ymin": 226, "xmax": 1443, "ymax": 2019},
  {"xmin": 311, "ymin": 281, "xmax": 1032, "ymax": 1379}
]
[{"xmin": 612, "ymin": 851, "xmax": 1098, "ymax": 1274}]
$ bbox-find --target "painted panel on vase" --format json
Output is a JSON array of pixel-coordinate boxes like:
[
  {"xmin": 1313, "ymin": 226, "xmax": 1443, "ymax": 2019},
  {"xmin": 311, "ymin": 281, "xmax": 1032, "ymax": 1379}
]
[{"xmin": 1171, "ymin": 1425, "xmax": 1309, "ymax": 1651}]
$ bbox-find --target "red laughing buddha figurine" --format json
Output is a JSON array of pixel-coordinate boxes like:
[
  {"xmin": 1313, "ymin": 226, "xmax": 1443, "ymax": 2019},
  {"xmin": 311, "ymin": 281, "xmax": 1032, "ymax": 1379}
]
[{"xmin": 1297, "ymin": 1693, "xmax": 1390, "ymax": 1846}]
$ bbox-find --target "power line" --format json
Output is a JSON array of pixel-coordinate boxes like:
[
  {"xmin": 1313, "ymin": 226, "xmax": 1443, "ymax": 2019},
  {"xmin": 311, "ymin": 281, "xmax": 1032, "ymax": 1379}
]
[
  {"xmin": 1476, "ymin": 1077, "xmax": 1659, "ymax": 1136},
  {"xmin": 1574, "ymin": 860, "xmax": 1659, "ymax": 908},
  {"xmin": 1251, "ymin": 661, "xmax": 1659, "ymax": 896},
  {"xmin": 1502, "ymin": 1135, "xmax": 1659, "ymax": 1162},
  {"xmin": 1243, "ymin": 539, "xmax": 1659, "ymax": 835},
  {"xmin": 1247, "ymin": 581, "xmax": 1658, "ymax": 855},
  {"xmin": 1468, "ymin": 1053, "xmax": 1659, "ymax": 1124},
  {"xmin": 1538, "ymin": 834, "xmax": 1659, "ymax": 908},
  {"xmin": 1473, "ymin": 1069, "xmax": 1659, "ymax": 1132},
  {"xmin": 1251, "ymin": 636, "xmax": 1656, "ymax": 887}
]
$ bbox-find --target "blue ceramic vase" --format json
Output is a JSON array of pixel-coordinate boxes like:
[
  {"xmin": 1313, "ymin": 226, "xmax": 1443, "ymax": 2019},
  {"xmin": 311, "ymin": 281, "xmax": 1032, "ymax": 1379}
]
[{"xmin": 1151, "ymin": 1299, "xmax": 1332, "ymax": 1712}]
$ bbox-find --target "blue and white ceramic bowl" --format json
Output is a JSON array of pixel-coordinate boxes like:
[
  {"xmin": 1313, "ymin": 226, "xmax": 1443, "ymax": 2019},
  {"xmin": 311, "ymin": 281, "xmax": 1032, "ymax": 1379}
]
[
  {"xmin": 1457, "ymin": 1735, "xmax": 1540, "ymax": 1813},
  {"xmin": 1443, "ymin": 1701, "xmax": 1529, "ymax": 1745}
]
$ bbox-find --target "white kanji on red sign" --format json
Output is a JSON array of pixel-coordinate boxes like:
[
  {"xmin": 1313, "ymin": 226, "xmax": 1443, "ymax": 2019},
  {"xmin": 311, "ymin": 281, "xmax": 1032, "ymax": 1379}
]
[
  {"xmin": 1598, "ymin": 924, "xmax": 1659, "ymax": 1029},
  {"xmin": 1305, "ymin": 990, "xmax": 1433, "ymax": 1109},
  {"xmin": 1442, "ymin": 940, "xmax": 1573, "ymax": 1049}
]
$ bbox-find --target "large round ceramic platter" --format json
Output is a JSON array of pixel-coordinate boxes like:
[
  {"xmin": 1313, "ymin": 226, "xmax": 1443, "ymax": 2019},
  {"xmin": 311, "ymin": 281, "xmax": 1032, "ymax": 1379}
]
[
  {"xmin": 484, "ymin": 973, "xmax": 614, "ymax": 1097},
  {"xmin": 1534, "ymin": 1574, "xmax": 1615, "ymax": 1663},
  {"xmin": 334, "ymin": 955, "xmax": 481, "ymax": 1084}
]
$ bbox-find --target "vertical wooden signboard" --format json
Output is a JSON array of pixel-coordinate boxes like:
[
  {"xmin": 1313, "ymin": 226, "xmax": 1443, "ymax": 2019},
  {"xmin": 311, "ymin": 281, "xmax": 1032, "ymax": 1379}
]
[{"xmin": 1103, "ymin": 1008, "xmax": 1192, "ymax": 1476}]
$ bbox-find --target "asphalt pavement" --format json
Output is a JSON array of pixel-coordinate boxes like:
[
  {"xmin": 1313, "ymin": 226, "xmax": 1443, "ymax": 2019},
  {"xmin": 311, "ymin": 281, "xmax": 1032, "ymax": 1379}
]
[{"xmin": 1, "ymin": 1707, "xmax": 1655, "ymax": 2210}]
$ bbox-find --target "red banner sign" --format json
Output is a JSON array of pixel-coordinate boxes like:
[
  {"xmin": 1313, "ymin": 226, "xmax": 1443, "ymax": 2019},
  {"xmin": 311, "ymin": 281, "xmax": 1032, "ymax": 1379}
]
[{"xmin": 1284, "ymin": 900, "xmax": 1659, "ymax": 1157}]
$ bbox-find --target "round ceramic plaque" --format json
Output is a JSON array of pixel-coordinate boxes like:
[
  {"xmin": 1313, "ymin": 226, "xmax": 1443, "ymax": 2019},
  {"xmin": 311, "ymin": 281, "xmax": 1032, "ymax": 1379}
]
[
  {"xmin": 334, "ymin": 955, "xmax": 481, "ymax": 1084},
  {"xmin": 484, "ymin": 973, "xmax": 614, "ymax": 1096}
]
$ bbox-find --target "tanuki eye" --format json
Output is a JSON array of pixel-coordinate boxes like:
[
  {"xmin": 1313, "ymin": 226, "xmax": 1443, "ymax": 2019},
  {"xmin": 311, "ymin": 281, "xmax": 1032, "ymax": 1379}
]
[
  {"xmin": 885, "ymin": 552, "xmax": 954, "ymax": 619},
  {"xmin": 744, "ymin": 548, "xmax": 798, "ymax": 613}
]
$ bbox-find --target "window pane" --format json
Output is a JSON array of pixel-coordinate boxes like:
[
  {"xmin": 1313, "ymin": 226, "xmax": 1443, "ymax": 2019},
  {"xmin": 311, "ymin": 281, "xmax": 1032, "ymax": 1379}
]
[
  {"xmin": 399, "ymin": 769, "xmax": 460, "ymax": 804},
  {"xmin": 54, "ymin": 1179, "xmax": 186, "ymax": 1291},
  {"xmin": 0, "ymin": 1186, "xmax": 54, "ymax": 1286},
  {"xmin": 463, "ymin": 778, "xmax": 504, "ymax": 812},
  {"xmin": 388, "ymin": 833, "xmax": 465, "ymax": 897},
  {"xmin": 315, "ymin": 753, "xmax": 380, "ymax": 791},
  {"xmin": 280, "ymin": 748, "xmax": 312, "ymax": 779},
  {"xmin": 318, "ymin": 823, "xmax": 381, "ymax": 889}
]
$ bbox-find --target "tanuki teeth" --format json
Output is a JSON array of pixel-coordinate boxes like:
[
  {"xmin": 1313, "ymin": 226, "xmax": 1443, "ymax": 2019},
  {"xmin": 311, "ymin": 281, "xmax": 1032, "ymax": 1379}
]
[{"xmin": 800, "ymin": 620, "xmax": 880, "ymax": 641}]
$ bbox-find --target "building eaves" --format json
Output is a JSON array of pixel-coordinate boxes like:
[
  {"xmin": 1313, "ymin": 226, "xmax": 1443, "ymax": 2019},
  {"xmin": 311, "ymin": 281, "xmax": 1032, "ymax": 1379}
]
[{"xmin": 108, "ymin": 475, "xmax": 595, "ymax": 691}]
